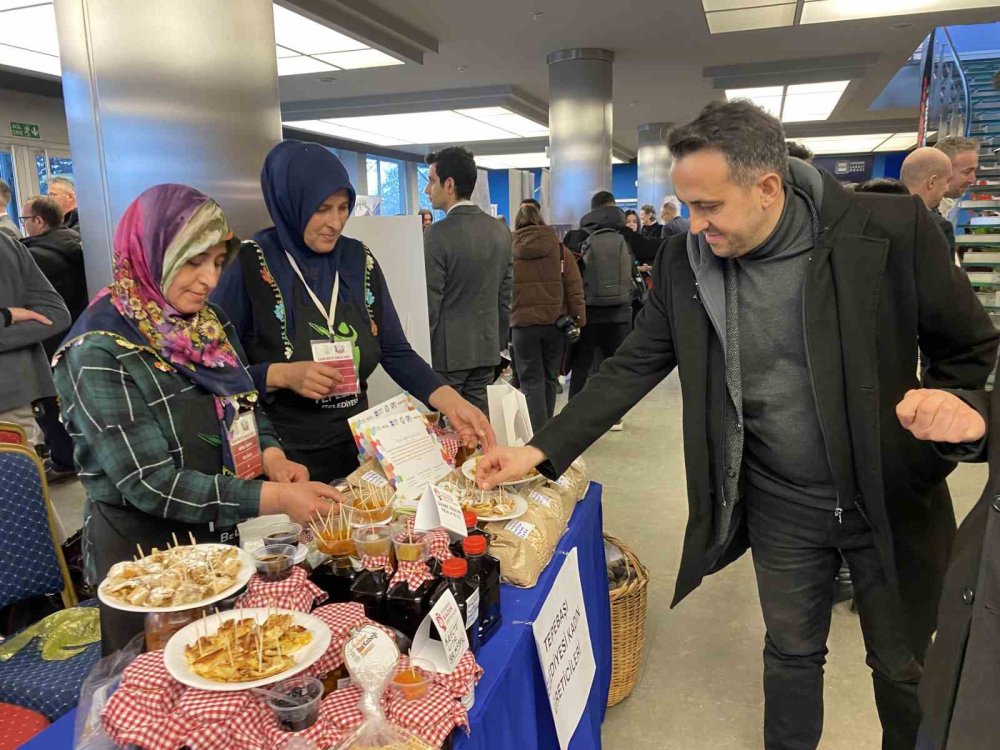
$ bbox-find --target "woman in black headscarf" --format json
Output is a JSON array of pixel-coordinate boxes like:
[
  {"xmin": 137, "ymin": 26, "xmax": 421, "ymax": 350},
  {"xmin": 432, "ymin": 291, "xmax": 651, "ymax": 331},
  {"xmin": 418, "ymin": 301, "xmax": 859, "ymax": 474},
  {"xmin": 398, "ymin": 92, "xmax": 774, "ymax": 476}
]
[{"xmin": 213, "ymin": 142, "xmax": 493, "ymax": 482}]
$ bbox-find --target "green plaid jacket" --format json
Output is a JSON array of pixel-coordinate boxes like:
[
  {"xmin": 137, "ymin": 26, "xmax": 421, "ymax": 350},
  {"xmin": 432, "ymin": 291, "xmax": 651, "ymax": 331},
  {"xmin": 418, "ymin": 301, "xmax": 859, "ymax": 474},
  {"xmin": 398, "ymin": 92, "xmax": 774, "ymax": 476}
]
[{"xmin": 53, "ymin": 313, "xmax": 282, "ymax": 527}]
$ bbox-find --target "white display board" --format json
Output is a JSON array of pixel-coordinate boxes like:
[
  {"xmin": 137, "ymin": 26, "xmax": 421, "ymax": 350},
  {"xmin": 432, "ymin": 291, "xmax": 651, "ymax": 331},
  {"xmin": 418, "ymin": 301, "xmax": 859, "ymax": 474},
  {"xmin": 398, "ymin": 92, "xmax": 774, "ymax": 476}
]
[{"xmin": 346, "ymin": 215, "xmax": 432, "ymax": 406}]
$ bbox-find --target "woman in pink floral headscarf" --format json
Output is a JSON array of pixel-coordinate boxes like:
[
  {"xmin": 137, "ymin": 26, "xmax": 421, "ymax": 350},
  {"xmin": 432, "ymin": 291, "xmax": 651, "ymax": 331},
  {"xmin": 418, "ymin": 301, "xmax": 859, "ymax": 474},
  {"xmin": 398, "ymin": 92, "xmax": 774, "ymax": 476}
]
[{"xmin": 54, "ymin": 184, "xmax": 341, "ymax": 653}]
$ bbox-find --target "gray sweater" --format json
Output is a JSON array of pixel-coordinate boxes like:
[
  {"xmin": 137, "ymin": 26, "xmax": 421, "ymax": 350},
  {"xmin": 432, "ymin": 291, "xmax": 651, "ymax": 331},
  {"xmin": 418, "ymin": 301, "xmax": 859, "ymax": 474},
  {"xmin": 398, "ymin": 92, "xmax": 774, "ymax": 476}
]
[
  {"xmin": 0, "ymin": 233, "xmax": 70, "ymax": 411},
  {"xmin": 736, "ymin": 187, "xmax": 838, "ymax": 508}
]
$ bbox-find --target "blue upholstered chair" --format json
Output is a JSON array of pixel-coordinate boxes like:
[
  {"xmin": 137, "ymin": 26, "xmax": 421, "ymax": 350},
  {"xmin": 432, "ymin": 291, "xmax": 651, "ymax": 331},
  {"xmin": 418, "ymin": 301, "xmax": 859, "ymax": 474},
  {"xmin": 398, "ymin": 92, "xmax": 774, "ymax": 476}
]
[{"xmin": 0, "ymin": 444, "xmax": 101, "ymax": 720}]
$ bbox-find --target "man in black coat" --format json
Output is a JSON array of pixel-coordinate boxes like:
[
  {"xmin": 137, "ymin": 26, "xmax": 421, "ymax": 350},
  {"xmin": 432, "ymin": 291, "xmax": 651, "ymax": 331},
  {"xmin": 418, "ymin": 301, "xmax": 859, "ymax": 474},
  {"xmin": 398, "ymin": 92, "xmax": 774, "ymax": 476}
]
[
  {"xmin": 897, "ymin": 386, "xmax": 1000, "ymax": 750},
  {"xmin": 478, "ymin": 100, "xmax": 999, "ymax": 750}
]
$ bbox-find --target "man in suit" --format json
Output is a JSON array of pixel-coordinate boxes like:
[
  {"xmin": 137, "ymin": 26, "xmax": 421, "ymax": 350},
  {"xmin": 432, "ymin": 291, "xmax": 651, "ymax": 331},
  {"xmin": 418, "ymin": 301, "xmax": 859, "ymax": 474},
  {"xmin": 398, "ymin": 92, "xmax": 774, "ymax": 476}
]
[
  {"xmin": 898, "ymin": 385, "xmax": 1000, "ymax": 750},
  {"xmin": 423, "ymin": 146, "xmax": 512, "ymax": 413},
  {"xmin": 900, "ymin": 148, "xmax": 957, "ymax": 264},
  {"xmin": 477, "ymin": 100, "xmax": 999, "ymax": 750}
]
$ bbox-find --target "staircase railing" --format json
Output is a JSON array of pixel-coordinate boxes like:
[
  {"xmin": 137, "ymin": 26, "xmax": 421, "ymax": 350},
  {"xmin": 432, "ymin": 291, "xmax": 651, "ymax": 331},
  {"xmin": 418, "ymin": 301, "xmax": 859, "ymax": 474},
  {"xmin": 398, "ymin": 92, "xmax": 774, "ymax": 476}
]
[{"xmin": 918, "ymin": 27, "xmax": 972, "ymax": 146}]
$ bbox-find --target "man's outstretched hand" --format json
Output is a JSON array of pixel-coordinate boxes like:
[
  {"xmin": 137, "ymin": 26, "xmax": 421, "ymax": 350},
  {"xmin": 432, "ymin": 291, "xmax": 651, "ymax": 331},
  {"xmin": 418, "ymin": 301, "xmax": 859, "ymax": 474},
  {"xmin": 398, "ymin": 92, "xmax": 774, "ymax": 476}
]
[
  {"xmin": 896, "ymin": 389, "xmax": 986, "ymax": 444},
  {"xmin": 475, "ymin": 446, "xmax": 547, "ymax": 490}
]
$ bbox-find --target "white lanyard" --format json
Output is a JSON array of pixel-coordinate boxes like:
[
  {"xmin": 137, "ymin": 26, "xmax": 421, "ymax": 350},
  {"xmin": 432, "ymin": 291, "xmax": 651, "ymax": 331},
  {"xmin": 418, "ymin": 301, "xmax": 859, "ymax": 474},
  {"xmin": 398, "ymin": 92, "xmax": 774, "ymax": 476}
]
[{"xmin": 285, "ymin": 251, "xmax": 339, "ymax": 335}]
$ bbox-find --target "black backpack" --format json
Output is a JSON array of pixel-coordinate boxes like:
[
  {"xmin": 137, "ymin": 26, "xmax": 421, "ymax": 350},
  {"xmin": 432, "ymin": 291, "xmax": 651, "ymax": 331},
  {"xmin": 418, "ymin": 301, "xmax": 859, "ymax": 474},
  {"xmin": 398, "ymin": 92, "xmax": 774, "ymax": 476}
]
[{"xmin": 580, "ymin": 228, "xmax": 634, "ymax": 307}]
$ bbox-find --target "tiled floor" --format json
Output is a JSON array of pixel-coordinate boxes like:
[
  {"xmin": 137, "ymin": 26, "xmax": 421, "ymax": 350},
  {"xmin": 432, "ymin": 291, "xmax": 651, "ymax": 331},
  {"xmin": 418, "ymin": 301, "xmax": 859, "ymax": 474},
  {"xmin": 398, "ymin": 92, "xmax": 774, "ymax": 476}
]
[{"xmin": 49, "ymin": 373, "xmax": 990, "ymax": 749}]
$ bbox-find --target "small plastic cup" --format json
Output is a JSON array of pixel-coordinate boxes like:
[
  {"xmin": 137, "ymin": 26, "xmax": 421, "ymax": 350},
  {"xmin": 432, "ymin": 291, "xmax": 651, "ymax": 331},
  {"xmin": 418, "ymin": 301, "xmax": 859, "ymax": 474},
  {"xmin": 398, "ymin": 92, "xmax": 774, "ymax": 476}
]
[
  {"xmin": 267, "ymin": 676, "xmax": 323, "ymax": 731},
  {"xmin": 391, "ymin": 657, "xmax": 435, "ymax": 701},
  {"xmin": 393, "ymin": 531, "xmax": 428, "ymax": 564},
  {"xmin": 349, "ymin": 495, "xmax": 394, "ymax": 526},
  {"xmin": 352, "ymin": 525, "xmax": 393, "ymax": 560},
  {"xmin": 260, "ymin": 522, "xmax": 303, "ymax": 548},
  {"xmin": 315, "ymin": 516, "xmax": 356, "ymax": 557},
  {"xmin": 252, "ymin": 544, "xmax": 296, "ymax": 582}
]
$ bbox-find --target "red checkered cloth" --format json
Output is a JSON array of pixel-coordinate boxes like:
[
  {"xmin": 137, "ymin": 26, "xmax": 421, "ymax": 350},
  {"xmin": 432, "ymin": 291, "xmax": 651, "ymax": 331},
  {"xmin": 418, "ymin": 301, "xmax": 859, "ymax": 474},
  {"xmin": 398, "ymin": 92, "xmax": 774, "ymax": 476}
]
[
  {"xmin": 235, "ymin": 567, "xmax": 328, "ymax": 612},
  {"xmin": 433, "ymin": 651, "xmax": 483, "ymax": 701},
  {"xmin": 301, "ymin": 602, "xmax": 369, "ymax": 679},
  {"xmin": 321, "ymin": 684, "xmax": 368, "ymax": 730},
  {"xmin": 361, "ymin": 554, "xmax": 394, "ymax": 574},
  {"xmin": 388, "ymin": 682, "xmax": 470, "ymax": 747},
  {"xmin": 431, "ymin": 425, "xmax": 463, "ymax": 466},
  {"xmin": 257, "ymin": 699, "xmax": 349, "ymax": 750},
  {"xmin": 389, "ymin": 560, "xmax": 435, "ymax": 591}
]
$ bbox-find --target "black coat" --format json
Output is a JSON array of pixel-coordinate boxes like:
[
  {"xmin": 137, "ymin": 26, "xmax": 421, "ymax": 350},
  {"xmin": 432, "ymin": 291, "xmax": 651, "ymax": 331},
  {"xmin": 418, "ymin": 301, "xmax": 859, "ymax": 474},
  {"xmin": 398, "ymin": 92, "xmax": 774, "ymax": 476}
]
[
  {"xmin": 532, "ymin": 172, "xmax": 998, "ymax": 653},
  {"xmin": 22, "ymin": 225, "xmax": 87, "ymax": 357},
  {"xmin": 918, "ymin": 386, "xmax": 1000, "ymax": 750}
]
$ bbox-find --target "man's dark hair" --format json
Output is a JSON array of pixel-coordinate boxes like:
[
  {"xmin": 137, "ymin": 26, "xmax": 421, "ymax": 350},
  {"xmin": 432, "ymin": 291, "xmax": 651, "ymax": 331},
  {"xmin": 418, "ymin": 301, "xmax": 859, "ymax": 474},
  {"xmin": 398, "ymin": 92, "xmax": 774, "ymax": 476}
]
[
  {"xmin": 425, "ymin": 147, "xmax": 477, "ymax": 200},
  {"xmin": 786, "ymin": 141, "xmax": 813, "ymax": 161},
  {"xmin": 854, "ymin": 178, "xmax": 910, "ymax": 195},
  {"xmin": 27, "ymin": 195, "xmax": 64, "ymax": 228},
  {"xmin": 667, "ymin": 100, "xmax": 790, "ymax": 186},
  {"xmin": 520, "ymin": 198, "xmax": 541, "ymax": 209},
  {"xmin": 590, "ymin": 190, "xmax": 616, "ymax": 209}
]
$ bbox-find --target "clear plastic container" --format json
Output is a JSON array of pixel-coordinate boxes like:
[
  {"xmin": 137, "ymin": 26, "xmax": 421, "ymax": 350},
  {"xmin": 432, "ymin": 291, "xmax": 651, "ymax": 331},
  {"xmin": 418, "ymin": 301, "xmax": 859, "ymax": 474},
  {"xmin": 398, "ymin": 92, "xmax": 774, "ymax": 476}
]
[
  {"xmin": 350, "ymin": 526, "xmax": 394, "ymax": 622},
  {"xmin": 386, "ymin": 532, "xmax": 438, "ymax": 639},
  {"xmin": 390, "ymin": 656, "xmax": 435, "ymax": 702},
  {"xmin": 260, "ymin": 521, "xmax": 302, "ymax": 548},
  {"xmin": 266, "ymin": 676, "xmax": 323, "ymax": 732},
  {"xmin": 252, "ymin": 544, "xmax": 296, "ymax": 582}
]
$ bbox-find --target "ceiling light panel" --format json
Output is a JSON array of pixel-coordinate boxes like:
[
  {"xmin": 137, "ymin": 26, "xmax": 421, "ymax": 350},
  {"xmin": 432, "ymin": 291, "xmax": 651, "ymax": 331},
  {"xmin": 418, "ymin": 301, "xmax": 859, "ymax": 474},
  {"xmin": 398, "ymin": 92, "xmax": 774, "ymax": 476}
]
[
  {"xmin": 792, "ymin": 134, "xmax": 893, "ymax": 154},
  {"xmin": 873, "ymin": 132, "xmax": 919, "ymax": 151},
  {"xmin": 455, "ymin": 108, "xmax": 550, "ymax": 137},
  {"xmin": 781, "ymin": 80, "xmax": 849, "ymax": 122},
  {"xmin": 477, "ymin": 153, "xmax": 551, "ymax": 170},
  {"xmin": 705, "ymin": 3, "xmax": 796, "ymax": 33},
  {"xmin": 725, "ymin": 86, "xmax": 784, "ymax": 118},
  {"xmin": 0, "ymin": 42, "xmax": 59, "ymax": 76},
  {"xmin": 276, "ymin": 55, "xmax": 336, "ymax": 76},
  {"xmin": 325, "ymin": 111, "xmax": 521, "ymax": 144},
  {"xmin": 314, "ymin": 49, "xmax": 402, "ymax": 69},
  {"xmin": 0, "ymin": 2, "xmax": 59, "ymax": 56},
  {"xmin": 272, "ymin": 4, "xmax": 367, "ymax": 54},
  {"xmin": 275, "ymin": 45, "xmax": 299, "ymax": 58},
  {"xmin": 801, "ymin": 0, "xmax": 1000, "ymax": 24},
  {"xmin": 283, "ymin": 119, "xmax": 410, "ymax": 147}
]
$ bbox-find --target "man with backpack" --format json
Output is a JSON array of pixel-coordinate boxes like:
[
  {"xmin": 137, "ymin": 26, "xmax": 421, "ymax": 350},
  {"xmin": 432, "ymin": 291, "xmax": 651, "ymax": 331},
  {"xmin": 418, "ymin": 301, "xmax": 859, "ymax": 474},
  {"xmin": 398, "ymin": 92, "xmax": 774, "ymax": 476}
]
[{"xmin": 564, "ymin": 191, "xmax": 639, "ymax": 423}]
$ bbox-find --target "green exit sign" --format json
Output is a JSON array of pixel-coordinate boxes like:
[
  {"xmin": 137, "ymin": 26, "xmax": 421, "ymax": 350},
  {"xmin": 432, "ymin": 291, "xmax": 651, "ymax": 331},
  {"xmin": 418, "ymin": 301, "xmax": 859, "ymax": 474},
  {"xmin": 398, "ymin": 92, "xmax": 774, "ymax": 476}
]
[{"xmin": 10, "ymin": 121, "xmax": 40, "ymax": 139}]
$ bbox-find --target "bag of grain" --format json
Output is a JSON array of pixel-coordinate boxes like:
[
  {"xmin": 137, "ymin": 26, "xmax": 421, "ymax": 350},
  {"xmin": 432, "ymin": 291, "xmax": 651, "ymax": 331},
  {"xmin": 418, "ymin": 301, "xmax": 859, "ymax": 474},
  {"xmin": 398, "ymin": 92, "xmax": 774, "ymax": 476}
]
[{"xmin": 485, "ymin": 503, "xmax": 566, "ymax": 587}]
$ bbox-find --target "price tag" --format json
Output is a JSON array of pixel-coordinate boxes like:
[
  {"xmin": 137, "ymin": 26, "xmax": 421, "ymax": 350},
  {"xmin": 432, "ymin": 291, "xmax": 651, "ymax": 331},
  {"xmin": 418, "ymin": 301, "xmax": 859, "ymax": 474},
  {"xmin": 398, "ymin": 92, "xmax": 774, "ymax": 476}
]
[
  {"xmin": 414, "ymin": 484, "xmax": 468, "ymax": 537},
  {"xmin": 505, "ymin": 520, "xmax": 536, "ymax": 540},
  {"xmin": 310, "ymin": 339, "xmax": 359, "ymax": 397},
  {"xmin": 412, "ymin": 589, "xmax": 468, "ymax": 673},
  {"xmin": 227, "ymin": 411, "xmax": 262, "ymax": 480}
]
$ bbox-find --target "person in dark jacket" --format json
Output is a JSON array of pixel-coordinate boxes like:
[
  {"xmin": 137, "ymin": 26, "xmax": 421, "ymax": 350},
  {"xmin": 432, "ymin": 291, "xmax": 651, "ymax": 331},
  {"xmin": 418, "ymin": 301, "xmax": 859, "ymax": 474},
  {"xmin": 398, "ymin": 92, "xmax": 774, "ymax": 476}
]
[
  {"xmin": 639, "ymin": 203, "xmax": 660, "ymax": 238},
  {"xmin": 20, "ymin": 195, "xmax": 87, "ymax": 356},
  {"xmin": 659, "ymin": 199, "xmax": 691, "ymax": 240},
  {"xmin": 213, "ymin": 142, "xmax": 493, "ymax": 483},
  {"xmin": 900, "ymin": 147, "xmax": 958, "ymax": 264},
  {"xmin": 20, "ymin": 194, "xmax": 87, "ymax": 481},
  {"xmin": 478, "ymin": 100, "xmax": 999, "ymax": 750},
  {"xmin": 897, "ymin": 385, "xmax": 1000, "ymax": 750},
  {"xmin": 510, "ymin": 203, "xmax": 585, "ymax": 430},
  {"xmin": 47, "ymin": 177, "xmax": 80, "ymax": 231}
]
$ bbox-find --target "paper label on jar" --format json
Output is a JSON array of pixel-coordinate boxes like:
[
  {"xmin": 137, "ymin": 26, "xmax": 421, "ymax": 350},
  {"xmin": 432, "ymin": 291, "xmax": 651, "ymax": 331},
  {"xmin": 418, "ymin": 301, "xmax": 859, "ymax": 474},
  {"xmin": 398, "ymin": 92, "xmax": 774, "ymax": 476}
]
[
  {"xmin": 505, "ymin": 520, "xmax": 536, "ymax": 540},
  {"xmin": 466, "ymin": 588, "xmax": 480, "ymax": 629},
  {"xmin": 361, "ymin": 470, "xmax": 389, "ymax": 488},
  {"xmin": 343, "ymin": 625, "xmax": 399, "ymax": 684},
  {"xmin": 529, "ymin": 490, "xmax": 554, "ymax": 508}
]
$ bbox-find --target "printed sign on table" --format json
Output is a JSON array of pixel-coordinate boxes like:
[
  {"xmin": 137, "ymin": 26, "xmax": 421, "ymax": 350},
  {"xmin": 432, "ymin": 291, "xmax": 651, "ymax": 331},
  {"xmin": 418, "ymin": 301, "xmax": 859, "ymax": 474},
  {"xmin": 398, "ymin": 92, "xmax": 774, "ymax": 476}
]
[
  {"xmin": 414, "ymin": 484, "xmax": 468, "ymax": 537},
  {"xmin": 532, "ymin": 547, "xmax": 596, "ymax": 750},
  {"xmin": 412, "ymin": 589, "xmax": 468, "ymax": 674}
]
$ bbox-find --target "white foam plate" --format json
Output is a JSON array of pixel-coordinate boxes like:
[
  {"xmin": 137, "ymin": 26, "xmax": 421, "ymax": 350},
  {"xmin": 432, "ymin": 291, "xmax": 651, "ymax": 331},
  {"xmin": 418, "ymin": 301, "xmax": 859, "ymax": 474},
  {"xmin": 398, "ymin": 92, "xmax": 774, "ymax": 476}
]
[
  {"xmin": 461, "ymin": 457, "xmax": 540, "ymax": 487},
  {"xmin": 163, "ymin": 607, "xmax": 332, "ymax": 691},
  {"xmin": 473, "ymin": 493, "xmax": 528, "ymax": 522},
  {"xmin": 98, "ymin": 544, "xmax": 254, "ymax": 614}
]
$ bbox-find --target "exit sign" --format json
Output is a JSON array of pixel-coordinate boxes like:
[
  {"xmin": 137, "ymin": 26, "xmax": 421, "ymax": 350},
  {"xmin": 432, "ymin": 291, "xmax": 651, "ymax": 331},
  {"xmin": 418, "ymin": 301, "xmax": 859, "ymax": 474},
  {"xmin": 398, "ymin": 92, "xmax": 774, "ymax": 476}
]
[{"xmin": 10, "ymin": 121, "xmax": 40, "ymax": 139}]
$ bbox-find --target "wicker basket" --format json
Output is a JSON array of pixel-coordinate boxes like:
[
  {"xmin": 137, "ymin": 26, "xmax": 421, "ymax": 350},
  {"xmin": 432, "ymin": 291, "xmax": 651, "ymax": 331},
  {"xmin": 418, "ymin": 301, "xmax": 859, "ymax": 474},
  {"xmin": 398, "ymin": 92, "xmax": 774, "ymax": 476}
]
[{"xmin": 604, "ymin": 534, "xmax": 649, "ymax": 707}]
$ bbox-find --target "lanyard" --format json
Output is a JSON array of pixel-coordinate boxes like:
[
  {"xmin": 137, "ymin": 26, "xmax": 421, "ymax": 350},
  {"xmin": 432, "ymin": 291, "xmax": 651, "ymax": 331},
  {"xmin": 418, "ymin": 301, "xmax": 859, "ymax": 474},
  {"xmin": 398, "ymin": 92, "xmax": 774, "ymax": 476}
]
[{"xmin": 285, "ymin": 251, "xmax": 339, "ymax": 336}]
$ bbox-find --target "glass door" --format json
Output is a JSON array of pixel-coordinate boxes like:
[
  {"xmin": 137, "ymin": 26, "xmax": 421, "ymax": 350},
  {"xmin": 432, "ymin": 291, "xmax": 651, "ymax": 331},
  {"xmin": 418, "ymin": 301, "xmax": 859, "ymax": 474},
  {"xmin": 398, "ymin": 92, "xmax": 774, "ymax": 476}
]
[
  {"xmin": 0, "ymin": 146, "xmax": 19, "ymax": 229},
  {"xmin": 33, "ymin": 147, "xmax": 74, "ymax": 196}
]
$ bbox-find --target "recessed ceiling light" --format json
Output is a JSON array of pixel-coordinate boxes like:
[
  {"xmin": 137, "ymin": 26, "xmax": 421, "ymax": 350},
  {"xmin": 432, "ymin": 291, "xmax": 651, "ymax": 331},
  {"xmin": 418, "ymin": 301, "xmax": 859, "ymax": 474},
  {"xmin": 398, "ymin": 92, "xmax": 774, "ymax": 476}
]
[
  {"xmin": 0, "ymin": 1, "xmax": 401, "ymax": 78},
  {"xmin": 704, "ymin": 2, "xmax": 796, "ymax": 33},
  {"xmin": 727, "ymin": 81, "xmax": 849, "ymax": 122},
  {"xmin": 801, "ymin": 0, "xmax": 1000, "ymax": 25},
  {"xmin": 725, "ymin": 86, "xmax": 784, "ymax": 117}
]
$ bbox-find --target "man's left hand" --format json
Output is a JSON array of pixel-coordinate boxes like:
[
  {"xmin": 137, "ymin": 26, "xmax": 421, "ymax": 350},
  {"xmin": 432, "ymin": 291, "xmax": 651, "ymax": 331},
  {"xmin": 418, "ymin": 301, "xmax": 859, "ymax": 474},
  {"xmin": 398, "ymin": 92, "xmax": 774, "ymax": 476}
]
[
  {"xmin": 430, "ymin": 386, "xmax": 496, "ymax": 451},
  {"xmin": 263, "ymin": 447, "xmax": 310, "ymax": 483},
  {"xmin": 895, "ymin": 389, "xmax": 986, "ymax": 444}
]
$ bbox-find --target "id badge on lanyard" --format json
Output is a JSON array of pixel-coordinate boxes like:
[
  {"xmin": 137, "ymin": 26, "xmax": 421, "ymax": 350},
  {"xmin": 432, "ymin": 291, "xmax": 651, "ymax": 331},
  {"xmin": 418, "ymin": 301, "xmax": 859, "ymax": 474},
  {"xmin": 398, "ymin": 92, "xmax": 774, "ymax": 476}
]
[
  {"xmin": 228, "ymin": 410, "xmax": 263, "ymax": 479},
  {"xmin": 286, "ymin": 252, "xmax": 361, "ymax": 399}
]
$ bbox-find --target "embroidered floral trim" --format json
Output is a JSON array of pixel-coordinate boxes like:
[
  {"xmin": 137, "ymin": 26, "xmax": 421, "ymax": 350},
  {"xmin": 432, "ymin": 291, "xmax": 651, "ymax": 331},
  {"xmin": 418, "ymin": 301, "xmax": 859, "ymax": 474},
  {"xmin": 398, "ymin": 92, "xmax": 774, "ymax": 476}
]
[
  {"xmin": 109, "ymin": 259, "xmax": 239, "ymax": 371},
  {"xmin": 250, "ymin": 241, "xmax": 294, "ymax": 360},
  {"xmin": 363, "ymin": 245, "xmax": 378, "ymax": 337}
]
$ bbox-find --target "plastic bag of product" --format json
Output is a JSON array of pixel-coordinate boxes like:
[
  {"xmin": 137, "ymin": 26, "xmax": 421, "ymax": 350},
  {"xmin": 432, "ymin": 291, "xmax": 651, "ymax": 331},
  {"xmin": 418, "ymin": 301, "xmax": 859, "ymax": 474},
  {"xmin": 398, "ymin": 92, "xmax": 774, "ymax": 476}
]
[
  {"xmin": 74, "ymin": 632, "xmax": 144, "ymax": 750},
  {"xmin": 0, "ymin": 606, "xmax": 100, "ymax": 662},
  {"xmin": 523, "ymin": 484, "xmax": 573, "ymax": 525},
  {"xmin": 333, "ymin": 625, "xmax": 434, "ymax": 750},
  {"xmin": 547, "ymin": 457, "xmax": 590, "ymax": 507},
  {"xmin": 485, "ymin": 503, "xmax": 565, "ymax": 587}
]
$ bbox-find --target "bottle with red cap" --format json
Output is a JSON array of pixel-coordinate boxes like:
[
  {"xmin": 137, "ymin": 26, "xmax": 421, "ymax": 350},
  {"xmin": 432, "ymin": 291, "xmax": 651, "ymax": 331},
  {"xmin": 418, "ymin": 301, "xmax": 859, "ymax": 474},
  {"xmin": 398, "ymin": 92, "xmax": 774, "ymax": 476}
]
[
  {"xmin": 428, "ymin": 557, "xmax": 481, "ymax": 653},
  {"xmin": 450, "ymin": 510, "xmax": 488, "ymax": 558},
  {"xmin": 462, "ymin": 534, "xmax": 501, "ymax": 646}
]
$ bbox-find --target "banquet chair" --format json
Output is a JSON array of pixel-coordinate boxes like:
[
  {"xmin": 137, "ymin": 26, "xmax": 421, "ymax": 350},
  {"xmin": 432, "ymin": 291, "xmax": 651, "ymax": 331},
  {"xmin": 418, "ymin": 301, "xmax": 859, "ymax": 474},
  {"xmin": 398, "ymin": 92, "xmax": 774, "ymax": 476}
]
[
  {"xmin": 0, "ymin": 420, "xmax": 27, "ymax": 447},
  {"xmin": 0, "ymin": 444, "xmax": 100, "ymax": 721}
]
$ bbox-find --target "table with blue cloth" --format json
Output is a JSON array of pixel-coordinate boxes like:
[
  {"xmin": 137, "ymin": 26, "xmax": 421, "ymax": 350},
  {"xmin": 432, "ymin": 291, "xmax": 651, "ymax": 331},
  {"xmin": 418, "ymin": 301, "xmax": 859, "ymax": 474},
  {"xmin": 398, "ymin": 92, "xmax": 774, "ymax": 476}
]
[
  {"xmin": 454, "ymin": 481, "xmax": 611, "ymax": 750},
  {"xmin": 23, "ymin": 483, "xmax": 612, "ymax": 750}
]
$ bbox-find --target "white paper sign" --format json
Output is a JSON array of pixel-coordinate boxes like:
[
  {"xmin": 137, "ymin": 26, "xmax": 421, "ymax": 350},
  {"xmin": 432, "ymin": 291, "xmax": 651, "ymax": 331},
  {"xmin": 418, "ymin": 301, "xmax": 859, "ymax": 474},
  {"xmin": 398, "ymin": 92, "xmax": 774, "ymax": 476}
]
[
  {"xmin": 414, "ymin": 485, "xmax": 468, "ymax": 537},
  {"xmin": 532, "ymin": 548, "xmax": 596, "ymax": 750},
  {"xmin": 412, "ymin": 589, "xmax": 468, "ymax": 674},
  {"xmin": 348, "ymin": 394, "xmax": 413, "ymax": 458},
  {"xmin": 367, "ymin": 413, "xmax": 451, "ymax": 501}
]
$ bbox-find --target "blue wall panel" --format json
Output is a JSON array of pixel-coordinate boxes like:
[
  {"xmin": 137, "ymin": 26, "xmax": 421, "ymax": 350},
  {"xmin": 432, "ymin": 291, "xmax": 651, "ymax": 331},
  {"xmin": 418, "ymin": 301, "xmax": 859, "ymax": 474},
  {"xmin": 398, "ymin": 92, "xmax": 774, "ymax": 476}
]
[{"xmin": 487, "ymin": 170, "xmax": 509, "ymax": 219}]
